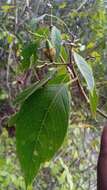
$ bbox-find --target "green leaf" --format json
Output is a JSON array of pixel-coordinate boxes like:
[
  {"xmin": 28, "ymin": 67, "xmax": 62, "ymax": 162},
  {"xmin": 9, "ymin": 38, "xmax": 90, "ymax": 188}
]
[
  {"xmin": 0, "ymin": 89, "xmax": 8, "ymax": 100},
  {"xmin": 0, "ymin": 5, "xmax": 15, "ymax": 12},
  {"xmin": 73, "ymin": 52, "xmax": 98, "ymax": 117},
  {"xmin": 21, "ymin": 42, "xmax": 38, "ymax": 70},
  {"xmin": 73, "ymin": 52, "xmax": 95, "ymax": 92},
  {"xmin": 51, "ymin": 26, "xmax": 61, "ymax": 58},
  {"xmin": 48, "ymin": 66, "xmax": 70, "ymax": 84},
  {"xmin": 89, "ymin": 88, "xmax": 98, "ymax": 118},
  {"xmin": 29, "ymin": 14, "xmax": 47, "ymax": 32},
  {"xmin": 15, "ymin": 84, "xmax": 69, "ymax": 187},
  {"xmin": 14, "ymin": 70, "xmax": 56, "ymax": 105},
  {"xmin": 36, "ymin": 27, "xmax": 49, "ymax": 38},
  {"xmin": 46, "ymin": 39, "xmax": 53, "ymax": 49},
  {"xmin": 60, "ymin": 46, "xmax": 68, "ymax": 62}
]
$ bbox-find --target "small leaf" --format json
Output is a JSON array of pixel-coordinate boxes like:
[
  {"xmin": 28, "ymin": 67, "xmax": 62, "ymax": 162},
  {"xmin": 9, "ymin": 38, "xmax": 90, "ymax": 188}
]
[
  {"xmin": 36, "ymin": 27, "xmax": 49, "ymax": 37},
  {"xmin": 60, "ymin": 46, "xmax": 68, "ymax": 62},
  {"xmin": 73, "ymin": 52, "xmax": 98, "ymax": 117},
  {"xmin": 0, "ymin": 5, "xmax": 15, "ymax": 12},
  {"xmin": 51, "ymin": 26, "xmax": 62, "ymax": 58},
  {"xmin": 73, "ymin": 52, "xmax": 95, "ymax": 92},
  {"xmin": 21, "ymin": 42, "xmax": 38, "ymax": 70},
  {"xmin": 48, "ymin": 66, "xmax": 70, "ymax": 84},
  {"xmin": 15, "ymin": 84, "xmax": 70, "ymax": 187},
  {"xmin": 14, "ymin": 70, "xmax": 56, "ymax": 105},
  {"xmin": 46, "ymin": 39, "xmax": 53, "ymax": 49},
  {"xmin": 29, "ymin": 15, "xmax": 47, "ymax": 32},
  {"xmin": 89, "ymin": 88, "xmax": 98, "ymax": 118},
  {"xmin": 0, "ymin": 89, "xmax": 8, "ymax": 100},
  {"xmin": 14, "ymin": 81, "xmax": 38, "ymax": 105}
]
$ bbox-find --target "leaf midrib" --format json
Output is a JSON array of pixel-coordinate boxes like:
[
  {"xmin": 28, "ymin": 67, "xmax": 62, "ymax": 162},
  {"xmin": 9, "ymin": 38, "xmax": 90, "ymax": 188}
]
[{"xmin": 28, "ymin": 85, "xmax": 66, "ymax": 183}]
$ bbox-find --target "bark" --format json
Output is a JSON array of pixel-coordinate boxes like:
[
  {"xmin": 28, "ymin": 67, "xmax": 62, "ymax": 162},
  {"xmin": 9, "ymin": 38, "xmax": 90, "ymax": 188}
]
[{"xmin": 97, "ymin": 125, "xmax": 107, "ymax": 190}]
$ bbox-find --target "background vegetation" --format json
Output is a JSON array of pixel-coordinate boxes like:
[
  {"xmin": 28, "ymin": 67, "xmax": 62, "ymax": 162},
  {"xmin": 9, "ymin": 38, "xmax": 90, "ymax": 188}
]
[{"xmin": 0, "ymin": 0, "xmax": 107, "ymax": 189}]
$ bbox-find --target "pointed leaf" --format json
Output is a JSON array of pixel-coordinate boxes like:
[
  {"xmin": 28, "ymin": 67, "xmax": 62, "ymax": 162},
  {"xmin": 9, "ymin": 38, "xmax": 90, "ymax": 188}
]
[
  {"xmin": 73, "ymin": 52, "xmax": 95, "ymax": 92},
  {"xmin": 60, "ymin": 46, "xmax": 68, "ymax": 62},
  {"xmin": 21, "ymin": 42, "xmax": 38, "ymax": 70},
  {"xmin": 15, "ymin": 84, "xmax": 70, "ymax": 187},
  {"xmin": 14, "ymin": 70, "xmax": 56, "ymax": 105},
  {"xmin": 51, "ymin": 26, "xmax": 61, "ymax": 58},
  {"xmin": 73, "ymin": 52, "xmax": 98, "ymax": 116}
]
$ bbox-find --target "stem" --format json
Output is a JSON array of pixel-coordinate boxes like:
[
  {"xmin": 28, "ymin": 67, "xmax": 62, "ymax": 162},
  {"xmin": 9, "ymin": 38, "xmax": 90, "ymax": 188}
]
[
  {"xmin": 97, "ymin": 108, "xmax": 107, "ymax": 119},
  {"xmin": 27, "ymin": 185, "xmax": 33, "ymax": 190},
  {"xmin": 45, "ymin": 14, "xmax": 75, "ymax": 38},
  {"xmin": 7, "ymin": 42, "xmax": 14, "ymax": 101},
  {"xmin": 14, "ymin": 0, "xmax": 18, "ymax": 34},
  {"xmin": 36, "ymin": 62, "xmax": 67, "ymax": 69},
  {"xmin": 50, "ymin": 6, "xmax": 53, "ymax": 27},
  {"xmin": 35, "ymin": 0, "xmax": 41, "ymax": 16},
  {"xmin": 77, "ymin": 0, "xmax": 88, "ymax": 12}
]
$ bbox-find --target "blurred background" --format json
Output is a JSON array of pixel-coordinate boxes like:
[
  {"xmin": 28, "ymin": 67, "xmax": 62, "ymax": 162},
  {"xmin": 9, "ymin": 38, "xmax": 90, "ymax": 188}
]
[{"xmin": 0, "ymin": 0, "xmax": 107, "ymax": 189}]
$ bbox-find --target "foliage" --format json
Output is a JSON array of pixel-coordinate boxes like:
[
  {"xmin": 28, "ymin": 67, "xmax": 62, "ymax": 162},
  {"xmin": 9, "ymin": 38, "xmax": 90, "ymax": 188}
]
[
  {"xmin": 0, "ymin": 129, "xmax": 25, "ymax": 190},
  {"xmin": 14, "ymin": 85, "xmax": 69, "ymax": 187},
  {"xmin": 0, "ymin": 124, "xmax": 100, "ymax": 190},
  {"xmin": 0, "ymin": 0, "xmax": 107, "ymax": 189}
]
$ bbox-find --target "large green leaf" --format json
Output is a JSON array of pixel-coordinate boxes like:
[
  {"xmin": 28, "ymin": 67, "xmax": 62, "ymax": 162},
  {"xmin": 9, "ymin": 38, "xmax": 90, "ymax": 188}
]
[
  {"xmin": 73, "ymin": 52, "xmax": 95, "ymax": 92},
  {"xmin": 51, "ymin": 26, "xmax": 61, "ymax": 58},
  {"xmin": 15, "ymin": 85, "xmax": 70, "ymax": 187}
]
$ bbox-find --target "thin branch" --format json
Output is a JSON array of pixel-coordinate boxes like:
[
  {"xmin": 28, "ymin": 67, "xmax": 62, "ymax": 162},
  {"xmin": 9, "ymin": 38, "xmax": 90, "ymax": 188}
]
[
  {"xmin": 97, "ymin": 108, "xmax": 107, "ymax": 119},
  {"xmin": 26, "ymin": 0, "xmax": 29, "ymax": 7},
  {"xmin": 35, "ymin": 0, "xmax": 42, "ymax": 16},
  {"xmin": 36, "ymin": 62, "xmax": 67, "ymax": 69},
  {"xmin": 77, "ymin": 0, "xmax": 89, "ymax": 12},
  {"xmin": 7, "ymin": 42, "xmax": 13, "ymax": 101}
]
